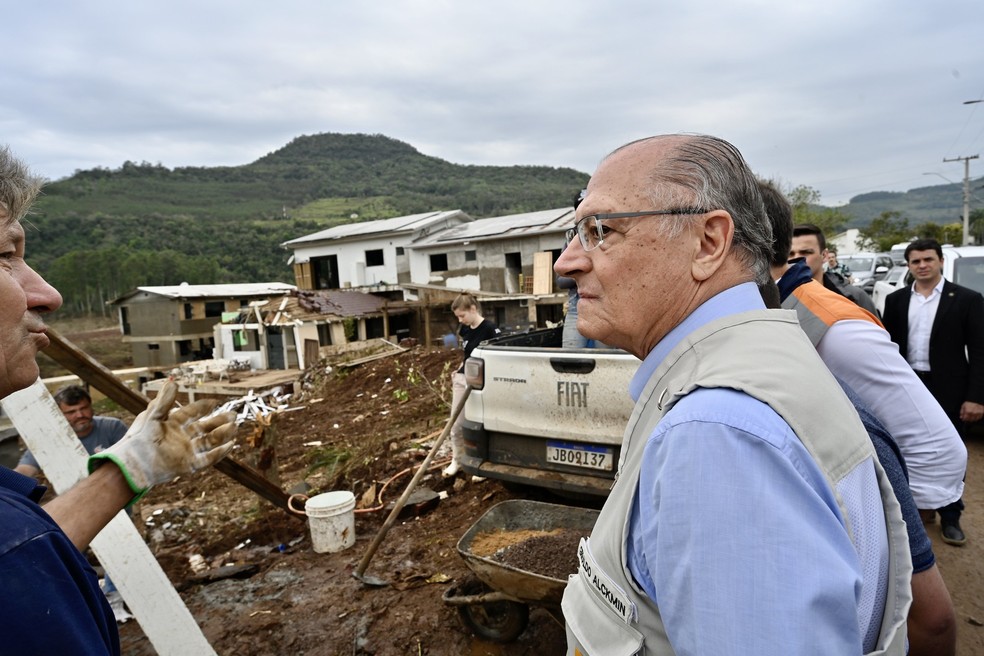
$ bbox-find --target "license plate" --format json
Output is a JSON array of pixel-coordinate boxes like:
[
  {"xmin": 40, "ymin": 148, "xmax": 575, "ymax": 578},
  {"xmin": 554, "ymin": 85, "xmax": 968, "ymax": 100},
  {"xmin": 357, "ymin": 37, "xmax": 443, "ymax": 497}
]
[{"xmin": 545, "ymin": 440, "xmax": 613, "ymax": 471}]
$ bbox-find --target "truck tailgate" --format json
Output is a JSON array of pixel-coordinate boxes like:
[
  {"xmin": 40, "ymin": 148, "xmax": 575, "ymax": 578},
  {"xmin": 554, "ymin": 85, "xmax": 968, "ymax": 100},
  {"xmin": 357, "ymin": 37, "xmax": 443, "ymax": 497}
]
[{"xmin": 467, "ymin": 346, "xmax": 638, "ymax": 444}]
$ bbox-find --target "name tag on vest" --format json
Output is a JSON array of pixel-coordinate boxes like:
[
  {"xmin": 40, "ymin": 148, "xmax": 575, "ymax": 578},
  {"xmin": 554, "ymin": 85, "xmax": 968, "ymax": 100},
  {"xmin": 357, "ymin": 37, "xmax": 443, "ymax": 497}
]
[{"xmin": 577, "ymin": 538, "xmax": 637, "ymax": 624}]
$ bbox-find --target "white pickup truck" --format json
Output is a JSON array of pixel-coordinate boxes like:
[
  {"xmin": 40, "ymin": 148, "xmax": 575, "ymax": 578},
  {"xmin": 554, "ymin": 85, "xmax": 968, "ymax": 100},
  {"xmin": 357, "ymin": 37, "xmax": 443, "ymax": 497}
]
[{"xmin": 459, "ymin": 326, "xmax": 639, "ymax": 496}]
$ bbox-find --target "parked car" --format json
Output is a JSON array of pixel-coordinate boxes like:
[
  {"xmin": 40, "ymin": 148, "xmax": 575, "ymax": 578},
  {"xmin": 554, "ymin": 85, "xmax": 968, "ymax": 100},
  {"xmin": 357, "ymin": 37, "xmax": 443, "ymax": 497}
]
[
  {"xmin": 871, "ymin": 265, "xmax": 910, "ymax": 318},
  {"xmin": 871, "ymin": 246, "xmax": 984, "ymax": 318},
  {"xmin": 838, "ymin": 252, "xmax": 894, "ymax": 294}
]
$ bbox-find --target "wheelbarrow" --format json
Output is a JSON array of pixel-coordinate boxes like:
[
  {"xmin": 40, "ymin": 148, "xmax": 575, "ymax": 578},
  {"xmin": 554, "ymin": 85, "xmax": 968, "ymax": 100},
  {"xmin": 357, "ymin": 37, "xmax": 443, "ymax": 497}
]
[{"xmin": 442, "ymin": 499, "xmax": 599, "ymax": 642}]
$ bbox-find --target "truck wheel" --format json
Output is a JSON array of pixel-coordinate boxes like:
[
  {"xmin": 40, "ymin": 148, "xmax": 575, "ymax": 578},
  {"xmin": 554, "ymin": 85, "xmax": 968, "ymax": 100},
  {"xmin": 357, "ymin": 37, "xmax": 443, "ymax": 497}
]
[{"xmin": 458, "ymin": 599, "xmax": 529, "ymax": 643}]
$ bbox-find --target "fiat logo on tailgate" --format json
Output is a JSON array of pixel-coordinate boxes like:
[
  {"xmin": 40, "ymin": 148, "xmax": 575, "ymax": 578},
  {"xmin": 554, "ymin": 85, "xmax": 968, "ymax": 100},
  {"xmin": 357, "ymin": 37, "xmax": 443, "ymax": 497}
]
[{"xmin": 557, "ymin": 381, "xmax": 589, "ymax": 407}]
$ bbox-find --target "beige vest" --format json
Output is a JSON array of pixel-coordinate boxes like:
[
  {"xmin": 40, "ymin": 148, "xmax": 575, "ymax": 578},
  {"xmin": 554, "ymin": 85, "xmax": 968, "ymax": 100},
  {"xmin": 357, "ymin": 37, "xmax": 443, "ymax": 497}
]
[{"xmin": 562, "ymin": 309, "xmax": 911, "ymax": 655}]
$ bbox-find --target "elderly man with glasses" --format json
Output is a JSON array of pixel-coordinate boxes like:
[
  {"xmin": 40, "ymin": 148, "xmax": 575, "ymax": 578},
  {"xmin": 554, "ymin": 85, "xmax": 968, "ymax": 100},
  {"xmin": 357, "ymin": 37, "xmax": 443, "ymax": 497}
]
[{"xmin": 556, "ymin": 134, "xmax": 910, "ymax": 655}]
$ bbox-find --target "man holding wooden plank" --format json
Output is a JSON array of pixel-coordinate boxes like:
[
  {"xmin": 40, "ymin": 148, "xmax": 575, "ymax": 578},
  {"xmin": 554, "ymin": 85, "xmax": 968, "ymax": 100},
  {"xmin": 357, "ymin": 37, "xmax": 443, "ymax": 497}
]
[{"xmin": 0, "ymin": 145, "xmax": 237, "ymax": 655}]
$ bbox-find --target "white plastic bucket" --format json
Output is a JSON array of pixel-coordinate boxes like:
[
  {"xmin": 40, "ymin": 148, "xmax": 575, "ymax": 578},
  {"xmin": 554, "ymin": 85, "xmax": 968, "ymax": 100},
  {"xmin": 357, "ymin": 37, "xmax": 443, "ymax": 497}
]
[{"xmin": 305, "ymin": 491, "xmax": 356, "ymax": 553}]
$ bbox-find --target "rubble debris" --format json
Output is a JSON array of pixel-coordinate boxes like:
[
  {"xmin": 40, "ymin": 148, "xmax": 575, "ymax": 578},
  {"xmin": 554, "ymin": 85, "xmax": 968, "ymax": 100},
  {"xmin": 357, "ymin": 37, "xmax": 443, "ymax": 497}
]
[
  {"xmin": 178, "ymin": 563, "xmax": 261, "ymax": 590},
  {"xmin": 208, "ymin": 388, "xmax": 293, "ymax": 425}
]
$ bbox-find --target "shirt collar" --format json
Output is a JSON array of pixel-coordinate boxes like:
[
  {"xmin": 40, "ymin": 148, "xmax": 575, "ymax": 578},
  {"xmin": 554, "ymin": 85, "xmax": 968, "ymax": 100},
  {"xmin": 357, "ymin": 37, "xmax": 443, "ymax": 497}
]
[
  {"xmin": 909, "ymin": 276, "xmax": 944, "ymax": 297},
  {"xmin": 629, "ymin": 282, "xmax": 765, "ymax": 401},
  {"xmin": 0, "ymin": 466, "xmax": 47, "ymax": 503}
]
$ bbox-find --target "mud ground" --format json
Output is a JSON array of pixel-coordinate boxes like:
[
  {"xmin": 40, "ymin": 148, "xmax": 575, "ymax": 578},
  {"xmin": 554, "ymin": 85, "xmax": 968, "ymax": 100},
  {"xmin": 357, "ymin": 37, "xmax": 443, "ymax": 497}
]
[
  {"xmin": 40, "ymin": 333, "xmax": 984, "ymax": 655},
  {"xmin": 112, "ymin": 346, "xmax": 575, "ymax": 655}
]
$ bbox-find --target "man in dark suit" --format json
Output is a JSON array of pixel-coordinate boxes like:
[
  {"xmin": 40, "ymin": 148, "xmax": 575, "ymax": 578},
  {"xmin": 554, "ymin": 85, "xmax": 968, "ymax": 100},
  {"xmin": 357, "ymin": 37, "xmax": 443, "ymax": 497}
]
[{"xmin": 883, "ymin": 238, "xmax": 984, "ymax": 546}]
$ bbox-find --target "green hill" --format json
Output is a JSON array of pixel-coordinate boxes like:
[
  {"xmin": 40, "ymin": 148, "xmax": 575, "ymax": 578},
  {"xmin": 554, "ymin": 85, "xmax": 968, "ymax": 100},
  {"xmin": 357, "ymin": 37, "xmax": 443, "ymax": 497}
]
[
  {"xmin": 840, "ymin": 181, "xmax": 980, "ymax": 227},
  {"xmin": 28, "ymin": 133, "xmax": 589, "ymax": 315}
]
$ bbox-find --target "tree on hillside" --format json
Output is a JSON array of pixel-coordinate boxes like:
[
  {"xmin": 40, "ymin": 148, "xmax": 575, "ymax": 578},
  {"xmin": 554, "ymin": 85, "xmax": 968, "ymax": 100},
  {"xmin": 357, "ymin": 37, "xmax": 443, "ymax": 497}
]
[
  {"xmin": 911, "ymin": 221, "xmax": 963, "ymax": 246},
  {"xmin": 786, "ymin": 184, "xmax": 851, "ymax": 235},
  {"xmin": 856, "ymin": 211, "xmax": 910, "ymax": 251},
  {"xmin": 48, "ymin": 247, "xmax": 223, "ymax": 316},
  {"xmin": 970, "ymin": 208, "xmax": 984, "ymax": 245},
  {"xmin": 856, "ymin": 211, "xmax": 967, "ymax": 251}
]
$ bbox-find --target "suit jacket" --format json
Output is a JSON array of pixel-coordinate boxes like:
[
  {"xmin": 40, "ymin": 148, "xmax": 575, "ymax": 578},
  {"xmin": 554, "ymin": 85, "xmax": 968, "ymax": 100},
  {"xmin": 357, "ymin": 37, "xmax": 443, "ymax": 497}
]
[{"xmin": 883, "ymin": 279, "xmax": 984, "ymax": 422}]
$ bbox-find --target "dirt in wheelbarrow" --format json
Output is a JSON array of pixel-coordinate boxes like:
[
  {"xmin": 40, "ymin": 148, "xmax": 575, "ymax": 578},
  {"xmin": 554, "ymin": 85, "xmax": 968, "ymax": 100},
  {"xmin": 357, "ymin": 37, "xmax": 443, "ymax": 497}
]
[{"xmin": 109, "ymin": 345, "xmax": 596, "ymax": 656}]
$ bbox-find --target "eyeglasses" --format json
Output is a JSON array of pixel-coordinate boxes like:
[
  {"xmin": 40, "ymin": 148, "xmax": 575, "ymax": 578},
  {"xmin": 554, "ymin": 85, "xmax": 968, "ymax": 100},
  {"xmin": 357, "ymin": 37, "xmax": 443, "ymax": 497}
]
[{"xmin": 565, "ymin": 209, "xmax": 707, "ymax": 252}]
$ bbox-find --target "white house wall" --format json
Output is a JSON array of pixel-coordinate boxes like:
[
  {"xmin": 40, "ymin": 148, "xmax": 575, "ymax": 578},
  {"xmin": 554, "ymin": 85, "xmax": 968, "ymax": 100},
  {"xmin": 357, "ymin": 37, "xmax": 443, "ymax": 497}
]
[
  {"xmin": 214, "ymin": 324, "xmax": 265, "ymax": 370},
  {"xmin": 410, "ymin": 234, "xmax": 568, "ymax": 293},
  {"xmin": 445, "ymin": 274, "xmax": 482, "ymax": 289},
  {"xmin": 292, "ymin": 234, "xmax": 409, "ymax": 288}
]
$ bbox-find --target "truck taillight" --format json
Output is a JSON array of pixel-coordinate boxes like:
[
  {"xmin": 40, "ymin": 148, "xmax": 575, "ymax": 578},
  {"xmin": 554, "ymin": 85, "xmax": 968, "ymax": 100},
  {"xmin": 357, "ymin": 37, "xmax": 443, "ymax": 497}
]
[{"xmin": 464, "ymin": 357, "xmax": 484, "ymax": 390}]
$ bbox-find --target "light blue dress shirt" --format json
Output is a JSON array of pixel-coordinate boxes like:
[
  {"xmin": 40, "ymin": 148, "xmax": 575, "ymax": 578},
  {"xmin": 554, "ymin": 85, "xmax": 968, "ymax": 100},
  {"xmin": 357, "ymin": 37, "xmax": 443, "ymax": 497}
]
[{"xmin": 626, "ymin": 283, "xmax": 868, "ymax": 655}]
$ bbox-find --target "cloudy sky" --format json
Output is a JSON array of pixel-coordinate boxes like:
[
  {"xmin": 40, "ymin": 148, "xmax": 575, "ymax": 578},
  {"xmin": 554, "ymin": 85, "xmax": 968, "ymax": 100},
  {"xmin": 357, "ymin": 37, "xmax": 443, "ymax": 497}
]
[{"xmin": 4, "ymin": 1, "xmax": 983, "ymax": 206}]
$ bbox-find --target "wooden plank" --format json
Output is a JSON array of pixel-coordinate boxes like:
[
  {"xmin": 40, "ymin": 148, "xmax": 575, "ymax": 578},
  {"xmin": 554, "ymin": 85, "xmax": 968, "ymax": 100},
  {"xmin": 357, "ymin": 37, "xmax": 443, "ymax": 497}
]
[
  {"xmin": 532, "ymin": 252, "xmax": 554, "ymax": 295},
  {"xmin": 43, "ymin": 327, "xmax": 147, "ymax": 416},
  {"xmin": 337, "ymin": 345, "xmax": 408, "ymax": 369},
  {"xmin": 1, "ymin": 380, "xmax": 217, "ymax": 656},
  {"xmin": 270, "ymin": 296, "xmax": 289, "ymax": 325},
  {"xmin": 42, "ymin": 326, "xmax": 294, "ymax": 512}
]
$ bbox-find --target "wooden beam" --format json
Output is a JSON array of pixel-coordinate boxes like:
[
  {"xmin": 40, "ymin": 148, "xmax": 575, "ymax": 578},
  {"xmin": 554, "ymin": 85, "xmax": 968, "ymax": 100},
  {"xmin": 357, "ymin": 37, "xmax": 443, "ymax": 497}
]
[
  {"xmin": 42, "ymin": 326, "xmax": 295, "ymax": 513},
  {"xmin": 43, "ymin": 327, "xmax": 148, "ymax": 415}
]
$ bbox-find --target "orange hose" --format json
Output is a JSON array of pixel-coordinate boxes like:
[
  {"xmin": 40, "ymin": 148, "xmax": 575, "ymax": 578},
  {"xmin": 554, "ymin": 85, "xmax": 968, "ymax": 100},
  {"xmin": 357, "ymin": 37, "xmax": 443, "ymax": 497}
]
[{"xmin": 354, "ymin": 457, "xmax": 450, "ymax": 514}]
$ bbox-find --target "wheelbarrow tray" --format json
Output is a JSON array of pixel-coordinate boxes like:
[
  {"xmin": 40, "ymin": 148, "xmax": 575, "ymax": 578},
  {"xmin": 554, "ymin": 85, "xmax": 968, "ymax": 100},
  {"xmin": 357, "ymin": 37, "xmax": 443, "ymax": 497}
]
[{"xmin": 456, "ymin": 499, "xmax": 599, "ymax": 606}]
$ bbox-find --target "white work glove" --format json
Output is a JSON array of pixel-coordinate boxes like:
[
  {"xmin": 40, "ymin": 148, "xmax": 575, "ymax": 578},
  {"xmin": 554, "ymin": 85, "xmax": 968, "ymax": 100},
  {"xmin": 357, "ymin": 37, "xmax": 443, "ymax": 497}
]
[{"xmin": 88, "ymin": 380, "xmax": 237, "ymax": 503}]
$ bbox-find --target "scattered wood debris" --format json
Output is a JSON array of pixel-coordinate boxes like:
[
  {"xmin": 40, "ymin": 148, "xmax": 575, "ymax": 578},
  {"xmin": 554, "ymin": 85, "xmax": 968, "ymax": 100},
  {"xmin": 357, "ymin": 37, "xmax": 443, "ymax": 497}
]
[{"xmin": 209, "ymin": 387, "xmax": 293, "ymax": 425}]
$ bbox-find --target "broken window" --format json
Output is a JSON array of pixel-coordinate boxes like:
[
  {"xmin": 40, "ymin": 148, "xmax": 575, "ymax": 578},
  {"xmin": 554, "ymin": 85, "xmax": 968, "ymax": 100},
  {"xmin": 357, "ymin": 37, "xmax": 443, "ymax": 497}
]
[
  {"xmin": 365, "ymin": 249, "xmax": 384, "ymax": 267},
  {"xmin": 233, "ymin": 329, "xmax": 260, "ymax": 352},
  {"xmin": 430, "ymin": 253, "xmax": 448, "ymax": 272},
  {"xmin": 365, "ymin": 317, "xmax": 385, "ymax": 339},
  {"xmin": 317, "ymin": 324, "xmax": 333, "ymax": 346},
  {"xmin": 312, "ymin": 254, "xmax": 340, "ymax": 290},
  {"xmin": 504, "ymin": 252, "xmax": 522, "ymax": 293}
]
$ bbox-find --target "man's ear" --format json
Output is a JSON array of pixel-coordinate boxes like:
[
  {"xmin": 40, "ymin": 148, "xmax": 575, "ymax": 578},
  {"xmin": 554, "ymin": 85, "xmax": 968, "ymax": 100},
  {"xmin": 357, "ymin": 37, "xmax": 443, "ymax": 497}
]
[{"xmin": 691, "ymin": 211, "xmax": 734, "ymax": 281}]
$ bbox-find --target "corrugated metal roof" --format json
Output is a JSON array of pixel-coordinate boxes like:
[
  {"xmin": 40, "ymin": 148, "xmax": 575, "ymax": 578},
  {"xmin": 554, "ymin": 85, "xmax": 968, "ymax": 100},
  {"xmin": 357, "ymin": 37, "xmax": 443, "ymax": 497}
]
[
  {"xmin": 282, "ymin": 210, "xmax": 469, "ymax": 246},
  {"xmin": 412, "ymin": 207, "xmax": 575, "ymax": 247},
  {"xmin": 111, "ymin": 282, "xmax": 296, "ymax": 303}
]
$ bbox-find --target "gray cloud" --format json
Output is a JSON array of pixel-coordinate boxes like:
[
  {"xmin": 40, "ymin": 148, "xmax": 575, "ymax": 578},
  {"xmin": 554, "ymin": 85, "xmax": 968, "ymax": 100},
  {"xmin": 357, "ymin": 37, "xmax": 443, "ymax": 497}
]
[{"xmin": 3, "ymin": 0, "xmax": 983, "ymax": 206}]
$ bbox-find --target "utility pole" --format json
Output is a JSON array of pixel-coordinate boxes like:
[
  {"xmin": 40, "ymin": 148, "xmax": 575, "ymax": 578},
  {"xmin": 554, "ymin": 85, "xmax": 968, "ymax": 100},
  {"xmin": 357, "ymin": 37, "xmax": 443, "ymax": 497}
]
[{"xmin": 943, "ymin": 154, "xmax": 979, "ymax": 245}]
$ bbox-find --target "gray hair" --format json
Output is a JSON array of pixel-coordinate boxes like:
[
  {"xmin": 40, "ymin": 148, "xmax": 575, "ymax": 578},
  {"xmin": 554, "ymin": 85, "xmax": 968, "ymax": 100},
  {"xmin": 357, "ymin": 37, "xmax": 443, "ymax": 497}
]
[
  {"xmin": 609, "ymin": 134, "xmax": 773, "ymax": 284},
  {"xmin": 0, "ymin": 146, "xmax": 44, "ymax": 226}
]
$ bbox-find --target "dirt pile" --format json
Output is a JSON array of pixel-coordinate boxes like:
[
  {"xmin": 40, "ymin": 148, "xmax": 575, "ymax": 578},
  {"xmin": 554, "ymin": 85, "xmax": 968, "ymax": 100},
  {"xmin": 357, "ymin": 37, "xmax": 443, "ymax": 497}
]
[{"xmin": 116, "ymin": 346, "xmax": 568, "ymax": 655}]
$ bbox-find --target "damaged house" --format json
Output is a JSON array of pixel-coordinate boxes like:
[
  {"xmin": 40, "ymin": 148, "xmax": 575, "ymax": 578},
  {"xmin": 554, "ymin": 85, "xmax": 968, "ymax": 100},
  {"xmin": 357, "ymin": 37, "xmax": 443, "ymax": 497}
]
[
  {"xmin": 109, "ymin": 282, "xmax": 297, "ymax": 368},
  {"xmin": 282, "ymin": 207, "xmax": 578, "ymax": 335},
  {"xmin": 212, "ymin": 288, "xmax": 413, "ymax": 370}
]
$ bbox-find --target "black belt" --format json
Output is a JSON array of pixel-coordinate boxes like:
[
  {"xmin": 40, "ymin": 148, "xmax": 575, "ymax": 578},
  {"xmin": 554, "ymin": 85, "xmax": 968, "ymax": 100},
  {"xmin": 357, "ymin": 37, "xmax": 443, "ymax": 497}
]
[{"xmin": 914, "ymin": 370, "xmax": 932, "ymax": 383}]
